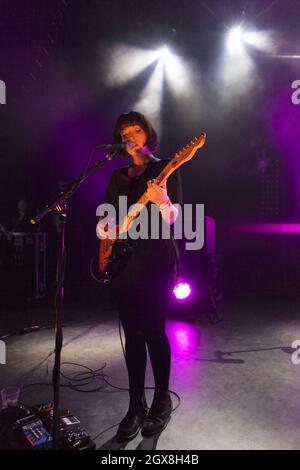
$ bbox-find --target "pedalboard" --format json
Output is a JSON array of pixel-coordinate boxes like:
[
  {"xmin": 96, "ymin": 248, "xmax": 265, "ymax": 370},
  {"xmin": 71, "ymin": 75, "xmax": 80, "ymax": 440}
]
[{"xmin": 1, "ymin": 403, "xmax": 95, "ymax": 450}]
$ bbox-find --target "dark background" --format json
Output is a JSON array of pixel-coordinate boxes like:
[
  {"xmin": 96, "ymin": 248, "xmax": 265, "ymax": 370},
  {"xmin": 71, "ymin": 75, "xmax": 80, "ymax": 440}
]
[{"xmin": 1, "ymin": 0, "xmax": 300, "ymax": 310}]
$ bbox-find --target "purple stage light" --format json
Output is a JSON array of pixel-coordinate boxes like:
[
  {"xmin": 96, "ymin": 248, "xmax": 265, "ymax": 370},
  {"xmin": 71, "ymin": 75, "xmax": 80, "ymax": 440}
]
[
  {"xmin": 173, "ymin": 281, "xmax": 191, "ymax": 300},
  {"xmin": 227, "ymin": 222, "xmax": 300, "ymax": 234}
]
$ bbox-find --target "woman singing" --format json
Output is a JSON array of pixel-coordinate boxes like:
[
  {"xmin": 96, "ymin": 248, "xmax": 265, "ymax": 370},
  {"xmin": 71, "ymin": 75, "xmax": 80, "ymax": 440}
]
[{"xmin": 96, "ymin": 111, "xmax": 182, "ymax": 441}]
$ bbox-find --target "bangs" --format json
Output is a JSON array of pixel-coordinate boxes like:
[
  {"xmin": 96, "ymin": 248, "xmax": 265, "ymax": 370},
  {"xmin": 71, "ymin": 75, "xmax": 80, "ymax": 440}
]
[{"xmin": 113, "ymin": 111, "xmax": 158, "ymax": 153}]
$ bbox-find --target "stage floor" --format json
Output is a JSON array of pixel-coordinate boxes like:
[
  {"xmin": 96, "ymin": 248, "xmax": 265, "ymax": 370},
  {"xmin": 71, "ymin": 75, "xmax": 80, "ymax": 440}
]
[{"xmin": 0, "ymin": 296, "xmax": 299, "ymax": 450}]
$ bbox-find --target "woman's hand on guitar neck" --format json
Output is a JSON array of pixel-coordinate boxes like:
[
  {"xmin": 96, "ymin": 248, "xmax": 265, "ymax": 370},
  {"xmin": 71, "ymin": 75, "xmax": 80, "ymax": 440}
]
[
  {"xmin": 146, "ymin": 178, "xmax": 179, "ymax": 225},
  {"xmin": 146, "ymin": 179, "xmax": 170, "ymax": 206}
]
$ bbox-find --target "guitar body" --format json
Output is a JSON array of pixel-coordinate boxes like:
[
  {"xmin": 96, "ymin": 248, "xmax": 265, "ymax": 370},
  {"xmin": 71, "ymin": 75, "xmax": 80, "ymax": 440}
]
[
  {"xmin": 99, "ymin": 238, "xmax": 115, "ymax": 274},
  {"xmin": 99, "ymin": 236, "xmax": 133, "ymax": 281},
  {"xmin": 98, "ymin": 133, "xmax": 206, "ymax": 282}
]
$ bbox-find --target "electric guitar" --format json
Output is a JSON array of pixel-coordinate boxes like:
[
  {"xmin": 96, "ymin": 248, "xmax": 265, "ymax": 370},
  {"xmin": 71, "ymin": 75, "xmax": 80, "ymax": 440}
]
[{"xmin": 98, "ymin": 133, "xmax": 206, "ymax": 281}]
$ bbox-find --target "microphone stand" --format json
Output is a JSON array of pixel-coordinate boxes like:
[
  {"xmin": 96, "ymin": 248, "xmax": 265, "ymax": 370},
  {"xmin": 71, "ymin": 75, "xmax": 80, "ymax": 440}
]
[{"xmin": 31, "ymin": 151, "xmax": 116, "ymax": 449}]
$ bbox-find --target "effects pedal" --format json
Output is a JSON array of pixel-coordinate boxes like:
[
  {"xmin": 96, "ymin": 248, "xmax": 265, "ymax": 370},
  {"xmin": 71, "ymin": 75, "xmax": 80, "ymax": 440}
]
[
  {"xmin": 15, "ymin": 415, "xmax": 53, "ymax": 450},
  {"xmin": 62, "ymin": 428, "xmax": 95, "ymax": 450}
]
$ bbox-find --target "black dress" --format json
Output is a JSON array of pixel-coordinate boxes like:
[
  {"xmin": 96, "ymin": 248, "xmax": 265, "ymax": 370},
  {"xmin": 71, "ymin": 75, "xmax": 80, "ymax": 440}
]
[
  {"xmin": 103, "ymin": 156, "xmax": 183, "ymax": 393},
  {"xmin": 104, "ymin": 158, "xmax": 182, "ymax": 324}
]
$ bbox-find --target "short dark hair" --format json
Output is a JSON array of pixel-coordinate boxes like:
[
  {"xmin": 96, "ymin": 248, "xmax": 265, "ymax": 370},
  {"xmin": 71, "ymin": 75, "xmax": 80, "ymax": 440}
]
[{"xmin": 113, "ymin": 111, "xmax": 158, "ymax": 154}]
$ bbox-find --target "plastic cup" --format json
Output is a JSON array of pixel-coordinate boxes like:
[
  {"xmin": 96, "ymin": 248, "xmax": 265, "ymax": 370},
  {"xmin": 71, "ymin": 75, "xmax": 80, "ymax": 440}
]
[{"xmin": 1, "ymin": 387, "xmax": 20, "ymax": 409}]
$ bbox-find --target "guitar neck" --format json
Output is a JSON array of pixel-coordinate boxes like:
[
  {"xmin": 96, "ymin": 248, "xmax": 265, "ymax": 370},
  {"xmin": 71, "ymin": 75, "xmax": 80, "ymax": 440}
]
[
  {"xmin": 137, "ymin": 157, "xmax": 182, "ymax": 204},
  {"xmin": 119, "ymin": 159, "xmax": 183, "ymax": 234},
  {"xmin": 118, "ymin": 133, "xmax": 206, "ymax": 235}
]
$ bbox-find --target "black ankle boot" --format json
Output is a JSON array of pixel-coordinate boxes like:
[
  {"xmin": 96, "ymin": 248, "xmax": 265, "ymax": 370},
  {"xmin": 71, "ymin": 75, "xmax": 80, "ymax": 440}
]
[
  {"xmin": 141, "ymin": 390, "xmax": 172, "ymax": 437},
  {"xmin": 116, "ymin": 391, "xmax": 148, "ymax": 442}
]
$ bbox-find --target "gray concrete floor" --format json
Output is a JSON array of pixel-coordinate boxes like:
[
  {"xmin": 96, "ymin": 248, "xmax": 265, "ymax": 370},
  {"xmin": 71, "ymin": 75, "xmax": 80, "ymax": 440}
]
[{"xmin": 1, "ymin": 296, "xmax": 300, "ymax": 450}]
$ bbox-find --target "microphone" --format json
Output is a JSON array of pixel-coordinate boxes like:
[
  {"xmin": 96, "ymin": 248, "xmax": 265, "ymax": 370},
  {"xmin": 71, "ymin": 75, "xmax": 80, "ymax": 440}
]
[{"xmin": 95, "ymin": 142, "xmax": 134, "ymax": 153}]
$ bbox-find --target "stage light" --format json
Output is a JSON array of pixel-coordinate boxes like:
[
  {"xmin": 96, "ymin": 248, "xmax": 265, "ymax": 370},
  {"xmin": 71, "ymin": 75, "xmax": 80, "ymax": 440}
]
[
  {"xmin": 226, "ymin": 26, "xmax": 275, "ymax": 55},
  {"xmin": 229, "ymin": 25, "xmax": 243, "ymax": 41},
  {"xmin": 133, "ymin": 44, "xmax": 192, "ymax": 125},
  {"xmin": 228, "ymin": 223, "xmax": 300, "ymax": 234},
  {"xmin": 226, "ymin": 25, "xmax": 245, "ymax": 54},
  {"xmin": 173, "ymin": 281, "xmax": 192, "ymax": 300},
  {"xmin": 242, "ymin": 31, "xmax": 275, "ymax": 53},
  {"xmin": 158, "ymin": 46, "xmax": 191, "ymax": 96},
  {"xmin": 159, "ymin": 45, "xmax": 170, "ymax": 60},
  {"xmin": 268, "ymin": 55, "xmax": 300, "ymax": 59},
  {"xmin": 104, "ymin": 44, "xmax": 159, "ymax": 86},
  {"xmin": 106, "ymin": 42, "xmax": 193, "ymax": 129},
  {"xmin": 133, "ymin": 58, "xmax": 164, "ymax": 126},
  {"xmin": 218, "ymin": 24, "xmax": 255, "ymax": 95}
]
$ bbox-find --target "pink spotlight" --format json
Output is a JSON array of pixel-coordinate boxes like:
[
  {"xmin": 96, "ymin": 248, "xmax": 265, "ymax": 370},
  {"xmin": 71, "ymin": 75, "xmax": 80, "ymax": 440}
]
[{"xmin": 173, "ymin": 282, "xmax": 191, "ymax": 300}]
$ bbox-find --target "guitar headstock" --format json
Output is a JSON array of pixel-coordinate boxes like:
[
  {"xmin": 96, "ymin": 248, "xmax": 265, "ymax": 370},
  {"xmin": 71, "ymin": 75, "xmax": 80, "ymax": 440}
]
[{"xmin": 175, "ymin": 133, "xmax": 206, "ymax": 165}]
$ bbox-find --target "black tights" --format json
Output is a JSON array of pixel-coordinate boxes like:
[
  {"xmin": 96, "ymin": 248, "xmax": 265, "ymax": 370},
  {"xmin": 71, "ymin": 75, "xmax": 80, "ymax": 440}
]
[{"xmin": 122, "ymin": 323, "xmax": 171, "ymax": 395}]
